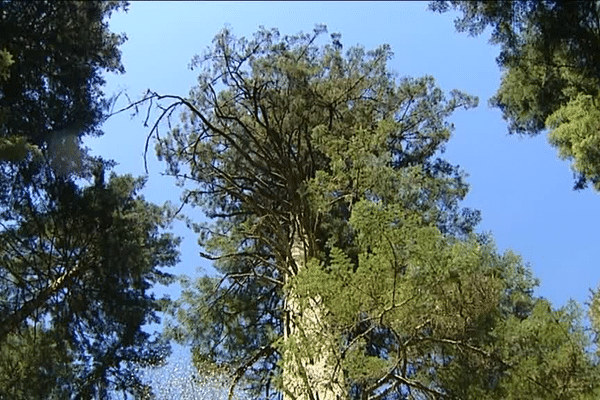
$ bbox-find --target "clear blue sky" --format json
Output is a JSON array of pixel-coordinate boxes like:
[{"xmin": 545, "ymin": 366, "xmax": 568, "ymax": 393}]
[
  {"xmin": 88, "ymin": 2, "xmax": 599, "ymax": 388},
  {"xmin": 88, "ymin": 1, "xmax": 600, "ymax": 396}
]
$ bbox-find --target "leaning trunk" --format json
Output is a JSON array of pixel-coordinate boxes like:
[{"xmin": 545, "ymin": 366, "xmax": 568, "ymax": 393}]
[
  {"xmin": 281, "ymin": 225, "xmax": 345, "ymax": 400},
  {"xmin": 0, "ymin": 261, "xmax": 83, "ymax": 342}
]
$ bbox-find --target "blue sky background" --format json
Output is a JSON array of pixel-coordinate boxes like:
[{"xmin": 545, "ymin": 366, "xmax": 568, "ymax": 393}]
[{"xmin": 87, "ymin": 1, "xmax": 600, "ymax": 395}]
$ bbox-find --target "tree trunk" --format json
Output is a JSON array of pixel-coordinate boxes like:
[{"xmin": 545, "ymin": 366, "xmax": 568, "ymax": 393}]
[
  {"xmin": 281, "ymin": 226, "xmax": 345, "ymax": 400},
  {"xmin": 0, "ymin": 262, "xmax": 83, "ymax": 342}
]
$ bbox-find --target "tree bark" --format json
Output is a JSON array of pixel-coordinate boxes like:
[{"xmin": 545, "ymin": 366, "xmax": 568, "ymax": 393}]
[{"xmin": 281, "ymin": 225, "xmax": 345, "ymax": 400}]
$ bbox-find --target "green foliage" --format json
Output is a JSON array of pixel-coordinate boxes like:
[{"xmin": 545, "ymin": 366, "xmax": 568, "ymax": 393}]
[
  {"xmin": 546, "ymin": 94, "xmax": 600, "ymax": 189},
  {"xmin": 0, "ymin": 0, "xmax": 127, "ymax": 175},
  {"xmin": 0, "ymin": 1, "xmax": 185, "ymax": 398},
  {"xmin": 590, "ymin": 287, "xmax": 600, "ymax": 354},
  {"xmin": 294, "ymin": 200, "xmax": 600, "ymax": 399},
  {"xmin": 296, "ymin": 203, "xmax": 496, "ymax": 397},
  {"xmin": 0, "ymin": 49, "xmax": 14, "ymax": 81},
  {"xmin": 0, "ymin": 172, "xmax": 180, "ymax": 398},
  {"xmin": 0, "ymin": 136, "xmax": 41, "ymax": 163},
  {"xmin": 0, "ymin": 0, "xmax": 127, "ymax": 150},
  {"xmin": 490, "ymin": 300, "xmax": 598, "ymax": 399},
  {"xmin": 151, "ymin": 24, "xmax": 599, "ymax": 399},
  {"xmin": 430, "ymin": 0, "xmax": 600, "ymax": 190},
  {"xmin": 0, "ymin": 327, "xmax": 73, "ymax": 399}
]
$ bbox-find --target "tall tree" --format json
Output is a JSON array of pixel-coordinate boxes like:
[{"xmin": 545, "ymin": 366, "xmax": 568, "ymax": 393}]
[
  {"xmin": 0, "ymin": 1, "xmax": 183, "ymax": 398},
  {"xmin": 138, "ymin": 25, "xmax": 479, "ymax": 399},
  {"xmin": 136, "ymin": 25, "xmax": 592, "ymax": 399},
  {"xmin": 0, "ymin": 172, "xmax": 180, "ymax": 398},
  {"xmin": 429, "ymin": 0, "xmax": 600, "ymax": 191},
  {"xmin": 128, "ymin": 23, "xmax": 598, "ymax": 399}
]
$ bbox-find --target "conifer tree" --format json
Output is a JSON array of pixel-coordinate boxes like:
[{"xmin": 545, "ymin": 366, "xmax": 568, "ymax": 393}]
[
  {"xmin": 0, "ymin": 171, "xmax": 180, "ymax": 398},
  {"xmin": 149, "ymin": 26, "xmax": 599, "ymax": 399},
  {"xmin": 0, "ymin": 2, "xmax": 183, "ymax": 397},
  {"xmin": 430, "ymin": 0, "xmax": 600, "ymax": 192}
]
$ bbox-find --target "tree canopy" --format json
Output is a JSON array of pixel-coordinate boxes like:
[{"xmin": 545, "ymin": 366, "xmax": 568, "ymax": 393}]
[
  {"xmin": 143, "ymin": 25, "xmax": 600, "ymax": 399},
  {"xmin": 0, "ymin": 172, "xmax": 180, "ymax": 398},
  {"xmin": 0, "ymin": 0, "xmax": 127, "ymax": 169},
  {"xmin": 3, "ymin": 1, "xmax": 599, "ymax": 397},
  {"xmin": 430, "ymin": 0, "xmax": 600, "ymax": 191},
  {"xmin": 0, "ymin": 1, "xmax": 182, "ymax": 398}
]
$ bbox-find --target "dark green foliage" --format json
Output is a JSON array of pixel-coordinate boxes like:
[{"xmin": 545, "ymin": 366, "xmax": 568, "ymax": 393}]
[
  {"xmin": 0, "ymin": 172, "xmax": 180, "ymax": 398},
  {"xmin": 0, "ymin": 2, "xmax": 184, "ymax": 398},
  {"xmin": 0, "ymin": 0, "xmax": 127, "ymax": 168},
  {"xmin": 0, "ymin": 327, "xmax": 74, "ymax": 399},
  {"xmin": 430, "ymin": 0, "xmax": 600, "ymax": 191}
]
